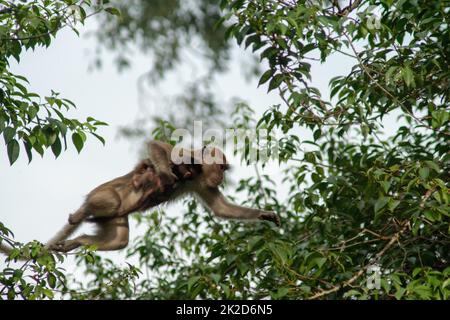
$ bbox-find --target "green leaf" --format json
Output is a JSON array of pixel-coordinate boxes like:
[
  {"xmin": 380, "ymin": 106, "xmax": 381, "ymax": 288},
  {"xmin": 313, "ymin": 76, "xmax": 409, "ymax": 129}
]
[
  {"xmin": 91, "ymin": 132, "xmax": 105, "ymax": 145},
  {"xmin": 402, "ymin": 66, "xmax": 414, "ymax": 87},
  {"xmin": 72, "ymin": 132, "xmax": 84, "ymax": 153},
  {"xmin": 388, "ymin": 199, "xmax": 400, "ymax": 212},
  {"xmin": 0, "ymin": 117, "xmax": 5, "ymax": 134},
  {"xmin": 343, "ymin": 290, "xmax": 361, "ymax": 298},
  {"xmin": 210, "ymin": 273, "xmax": 221, "ymax": 284},
  {"xmin": 7, "ymin": 139, "xmax": 20, "ymax": 165},
  {"xmin": 442, "ymin": 278, "xmax": 450, "ymax": 290},
  {"xmin": 431, "ymin": 110, "xmax": 449, "ymax": 128},
  {"xmin": 22, "ymin": 140, "xmax": 33, "ymax": 163},
  {"xmin": 230, "ymin": 0, "xmax": 245, "ymax": 10},
  {"xmin": 301, "ymin": 43, "xmax": 316, "ymax": 55},
  {"xmin": 380, "ymin": 181, "xmax": 391, "ymax": 194},
  {"xmin": 187, "ymin": 276, "xmax": 201, "ymax": 291},
  {"xmin": 268, "ymin": 74, "xmax": 284, "ymax": 92},
  {"xmin": 51, "ymin": 137, "xmax": 62, "ymax": 158},
  {"xmin": 313, "ymin": 129, "xmax": 322, "ymax": 140},
  {"xmin": 275, "ymin": 287, "xmax": 289, "ymax": 299},
  {"xmin": 3, "ymin": 127, "xmax": 16, "ymax": 144},
  {"xmin": 412, "ymin": 267, "xmax": 422, "ymax": 277},
  {"xmin": 314, "ymin": 257, "xmax": 327, "ymax": 268},
  {"xmin": 419, "ymin": 167, "xmax": 429, "ymax": 180},
  {"xmin": 258, "ymin": 69, "xmax": 273, "ymax": 87},
  {"xmin": 7, "ymin": 289, "xmax": 15, "ymax": 300},
  {"xmin": 260, "ymin": 46, "xmax": 278, "ymax": 59},
  {"xmin": 43, "ymin": 288, "xmax": 54, "ymax": 299},
  {"xmin": 395, "ymin": 287, "xmax": 406, "ymax": 300},
  {"xmin": 425, "ymin": 161, "xmax": 440, "ymax": 172},
  {"xmin": 374, "ymin": 197, "xmax": 389, "ymax": 214},
  {"xmin": 47, "ymin": 274, "xmax": 57, "ymax": 289},
  {"xmin": 105, "ymin": 7, "xmax": 121, "ymax": 16},
  {"xmin": 226, "ymin": 254, "xmax": 237, "ymax": 265},
  {"xmin": 385, "ymin": 66, "xmax": 398, "ymax": 84}
]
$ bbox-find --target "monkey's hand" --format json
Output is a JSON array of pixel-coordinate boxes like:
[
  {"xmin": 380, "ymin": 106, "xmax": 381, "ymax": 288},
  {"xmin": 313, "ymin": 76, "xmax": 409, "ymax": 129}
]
[
  {"xmin": 258, "ymin": 210, "xmax": 281, "ymax": 227},
  {"xmin": 158, "ymin": 169, "xmax": 178, "ymax": 188}
]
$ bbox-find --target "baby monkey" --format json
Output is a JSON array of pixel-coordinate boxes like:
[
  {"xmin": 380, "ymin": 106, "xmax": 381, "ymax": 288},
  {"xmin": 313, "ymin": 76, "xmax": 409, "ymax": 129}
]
[{"xmin": 132, "ymin": 160, "xmax": 196, "ymax": 190}]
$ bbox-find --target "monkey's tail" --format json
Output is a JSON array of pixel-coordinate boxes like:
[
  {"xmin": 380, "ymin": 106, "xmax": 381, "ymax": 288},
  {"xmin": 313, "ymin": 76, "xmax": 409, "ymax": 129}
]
[{"xmin": 45, "ymin": 222, "xmax": 80, "ymax": 249}]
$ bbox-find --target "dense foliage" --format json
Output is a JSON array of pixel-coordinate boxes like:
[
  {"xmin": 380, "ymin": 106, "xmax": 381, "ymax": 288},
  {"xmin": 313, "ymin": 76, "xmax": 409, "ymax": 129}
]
[
  {"xmin": 1, "ymin": 0, "xmax": 449, "ymax": 300},
  {"xmin": 0, "ymin": 0, "xmax": 116, "ymax": 165}
]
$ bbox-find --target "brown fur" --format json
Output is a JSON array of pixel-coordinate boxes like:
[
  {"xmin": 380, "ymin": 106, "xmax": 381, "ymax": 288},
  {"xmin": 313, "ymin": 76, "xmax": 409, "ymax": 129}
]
[{"xmin": 0, "ymin": 141, "xmax": 279, "ymax": 257}]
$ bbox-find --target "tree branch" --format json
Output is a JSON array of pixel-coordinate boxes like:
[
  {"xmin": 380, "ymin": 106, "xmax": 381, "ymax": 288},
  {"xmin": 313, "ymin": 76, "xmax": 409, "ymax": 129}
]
[
  {"xmin": 342, "ymin": 32, "xmax": 450, "ymax": 136},
  {"xmin": 308, "ymin": 220, "xmax": 410, "ymax": 299}
]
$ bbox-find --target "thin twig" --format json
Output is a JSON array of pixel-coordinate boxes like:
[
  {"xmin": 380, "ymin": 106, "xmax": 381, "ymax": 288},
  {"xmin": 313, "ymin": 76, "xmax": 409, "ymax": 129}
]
[
  {"xmin": 308, "ymin": 220, "xmax": 410, "ymax": 299},
  {"xmin": 1, "ymin": 3, "xmax": 102, "ymax": 41},
  {"xmin": 342, "ymin": 32, "xmax": 449, "ymax": 136},
  {"xmin": 254, "ymin": 164, "xmax": 269, "ymax": 206},
  {"xmin": 420, "ymin": 187, "xmax": 436, "ymax": 209}
]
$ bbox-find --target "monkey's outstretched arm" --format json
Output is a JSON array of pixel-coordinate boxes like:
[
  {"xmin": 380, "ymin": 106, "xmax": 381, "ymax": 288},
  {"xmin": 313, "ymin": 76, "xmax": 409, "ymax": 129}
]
[{"xmin": 195, "ymin": 187, "xmax": 280, "ymax": 226}]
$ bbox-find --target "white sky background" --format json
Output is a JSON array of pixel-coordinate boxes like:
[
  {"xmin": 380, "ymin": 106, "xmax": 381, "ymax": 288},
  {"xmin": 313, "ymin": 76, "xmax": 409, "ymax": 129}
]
[{"xmin": 0, "ymin": 15, "xmax": 397, "ymax": 273}]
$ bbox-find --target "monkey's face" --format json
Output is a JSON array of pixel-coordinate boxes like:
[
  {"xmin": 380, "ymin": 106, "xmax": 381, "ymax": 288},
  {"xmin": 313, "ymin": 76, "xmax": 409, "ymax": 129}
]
[
  {"xmin": 201, "ymin": 147, "xmax": 229, "ymax": 188},
  {"xmin": 203, "ymin": 163, "xmax": 229, "ymax": 187}
]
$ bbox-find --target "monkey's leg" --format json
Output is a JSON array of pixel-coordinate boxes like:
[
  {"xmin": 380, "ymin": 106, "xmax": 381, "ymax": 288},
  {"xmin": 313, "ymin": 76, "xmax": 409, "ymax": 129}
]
[
  {"xmin": 52, "ymin": 217, "xmax": 130, "ymax": 252},
  {"xmin": 71, "ymin": 188, "xmax": 117, "ymax": 225},
  {"xmin": 68, "ymin": 188, "xmax": 120, "ymax": 225},
  {"xmin": 68, "ymin": 205, "xmax": 88, "ymax": 225},
  {"xmin": 117, "ymin": 179, "xmax": 161, "ymax": 217}
]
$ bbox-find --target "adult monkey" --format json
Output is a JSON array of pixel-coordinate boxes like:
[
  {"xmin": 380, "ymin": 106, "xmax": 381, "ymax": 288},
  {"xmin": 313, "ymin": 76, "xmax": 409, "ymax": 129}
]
[{"xmin": 0, "ymin": 141, "xmax": 280, "ymax": 255}]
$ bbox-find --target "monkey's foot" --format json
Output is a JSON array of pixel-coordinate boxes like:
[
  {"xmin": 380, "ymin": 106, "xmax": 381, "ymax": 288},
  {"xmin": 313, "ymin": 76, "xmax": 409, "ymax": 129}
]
[
  {"xmin": 49, "ymin": 240, "xmax": 80, "ymax": 253},
  {"xmin": 258, "ymin": 211, "xmax": 281, "ymax": 227}
]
